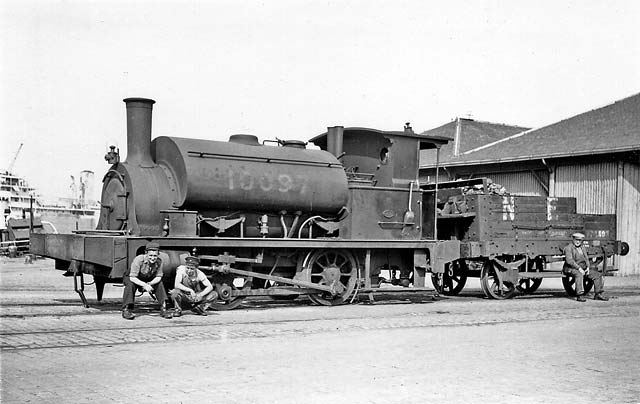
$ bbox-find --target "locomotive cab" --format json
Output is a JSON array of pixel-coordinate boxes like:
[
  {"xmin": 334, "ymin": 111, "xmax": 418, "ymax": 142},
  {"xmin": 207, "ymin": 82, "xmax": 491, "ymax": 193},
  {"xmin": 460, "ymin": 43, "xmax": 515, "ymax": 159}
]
[{"xmin": 310, "ymin": 125, "xmax": 451, "ymax": 240}]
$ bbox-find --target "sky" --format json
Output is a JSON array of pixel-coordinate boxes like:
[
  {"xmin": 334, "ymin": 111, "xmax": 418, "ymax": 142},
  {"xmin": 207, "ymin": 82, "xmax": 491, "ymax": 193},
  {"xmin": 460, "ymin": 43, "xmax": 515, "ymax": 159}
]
[{"xmin": 1, "ymin": 0, "xmax": 639, "ymax": 202}]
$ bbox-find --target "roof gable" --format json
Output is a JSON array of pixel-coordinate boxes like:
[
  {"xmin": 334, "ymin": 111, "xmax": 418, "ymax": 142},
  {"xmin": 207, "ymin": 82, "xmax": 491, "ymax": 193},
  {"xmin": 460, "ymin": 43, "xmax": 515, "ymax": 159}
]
[
  {"xmin": 419, "ymin": 118, "xmax": 529, "ymax": 165},
  {"xmin": 421, "ymin": 93, "xmax": 640, "ymax": 168}
]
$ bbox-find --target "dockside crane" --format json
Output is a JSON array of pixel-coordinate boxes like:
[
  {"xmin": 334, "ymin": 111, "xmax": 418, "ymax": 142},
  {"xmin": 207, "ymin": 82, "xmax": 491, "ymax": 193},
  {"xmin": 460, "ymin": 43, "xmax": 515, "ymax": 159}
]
[{"xmin": 7, "ymin": 143, "xmax": 23, "ymax": 173}]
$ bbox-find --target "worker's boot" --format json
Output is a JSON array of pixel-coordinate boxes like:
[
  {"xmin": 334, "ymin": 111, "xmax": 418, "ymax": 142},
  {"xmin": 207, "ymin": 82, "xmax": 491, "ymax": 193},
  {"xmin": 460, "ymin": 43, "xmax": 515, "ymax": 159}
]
[
  {"xmin": 122, "ymin": 308, "xmax": 135, "ymax": 320},
  {"xmin": 594, "ymin": 293, "xmax": 609, "ymax": 301}
]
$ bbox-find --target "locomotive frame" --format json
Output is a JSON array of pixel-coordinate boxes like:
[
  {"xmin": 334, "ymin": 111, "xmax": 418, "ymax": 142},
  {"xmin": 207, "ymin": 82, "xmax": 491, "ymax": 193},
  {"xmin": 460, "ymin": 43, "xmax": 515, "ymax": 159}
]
[{"xmin": 30, "ymin": 97, "xmax": 629, "ymax": 308}]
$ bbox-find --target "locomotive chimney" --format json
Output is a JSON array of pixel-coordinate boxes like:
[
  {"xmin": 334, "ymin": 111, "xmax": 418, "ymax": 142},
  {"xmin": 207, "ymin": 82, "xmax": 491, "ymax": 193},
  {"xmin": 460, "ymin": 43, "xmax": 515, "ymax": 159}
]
[
  {"xmin": 123, "ymin": 97, "xmax": 156, "ymax": 166},
  {"xmin": 326, "ymin": 126, "xmax": 344, "ymax": 158}
]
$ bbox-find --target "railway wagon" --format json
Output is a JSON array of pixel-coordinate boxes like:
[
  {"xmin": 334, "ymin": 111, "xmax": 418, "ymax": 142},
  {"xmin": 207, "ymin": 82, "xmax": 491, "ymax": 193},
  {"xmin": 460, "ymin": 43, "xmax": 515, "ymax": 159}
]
[
  {"xmin": 30, "ymin": 97, "xmax": 462, "ymax": 308},
  {"xmin": 423, "ymin": 179, "xmax": 629, "ymax": 299},
  {"xmin": 30, "ymin": 98, "xmax": 629, "ymax": 308}
]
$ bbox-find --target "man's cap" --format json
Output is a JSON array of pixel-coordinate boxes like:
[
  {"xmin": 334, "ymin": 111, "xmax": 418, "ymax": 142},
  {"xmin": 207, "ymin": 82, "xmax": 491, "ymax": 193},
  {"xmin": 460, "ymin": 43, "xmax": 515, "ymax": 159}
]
[
  {"xmin": 572, "ymin": 232, "xmax": 585, "ymax": 240},
  {"xmin": 145, "ymin": 242, "xmax": 160, "ymax": 251},
  {"xmin": 185, "ymin": 256, "xmax": 200, "ymax": 265}
]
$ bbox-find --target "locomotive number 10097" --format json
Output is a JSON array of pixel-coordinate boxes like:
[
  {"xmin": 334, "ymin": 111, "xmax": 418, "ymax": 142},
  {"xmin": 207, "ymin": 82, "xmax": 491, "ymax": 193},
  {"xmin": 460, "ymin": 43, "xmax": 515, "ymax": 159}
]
[{"xmin": 227, "ymin": 168, "xmax": 310, "ymax": 194}]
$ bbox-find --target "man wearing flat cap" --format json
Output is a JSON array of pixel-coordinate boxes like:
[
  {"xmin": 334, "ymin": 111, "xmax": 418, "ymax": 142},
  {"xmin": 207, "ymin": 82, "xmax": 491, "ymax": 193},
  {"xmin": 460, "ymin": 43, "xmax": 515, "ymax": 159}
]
[
  {"xmin": 170, "ymin": 255, "xmax": 217, "ymax": 316},
  {"xmin": 121, "ymin": 242, "xmax": 172, "ymax": 319},
  {"xmin": 562, "ymin": 233, "xmax": 608, "ymax": 302}
]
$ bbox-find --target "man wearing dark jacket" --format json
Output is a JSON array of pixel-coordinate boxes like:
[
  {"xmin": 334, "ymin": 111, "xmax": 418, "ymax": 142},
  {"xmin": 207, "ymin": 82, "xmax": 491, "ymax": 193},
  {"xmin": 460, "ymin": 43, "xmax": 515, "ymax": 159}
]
[{"xmin": 562, "ymin": 233, "xmax": 608, "ymax": 302}]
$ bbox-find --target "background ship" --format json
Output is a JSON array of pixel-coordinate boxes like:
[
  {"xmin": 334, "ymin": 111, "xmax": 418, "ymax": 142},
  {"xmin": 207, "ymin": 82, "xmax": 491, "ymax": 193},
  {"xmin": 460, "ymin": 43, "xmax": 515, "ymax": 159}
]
[{"xmin": 1, "ymin": 169, "xmax": 99, "ymax": 245}]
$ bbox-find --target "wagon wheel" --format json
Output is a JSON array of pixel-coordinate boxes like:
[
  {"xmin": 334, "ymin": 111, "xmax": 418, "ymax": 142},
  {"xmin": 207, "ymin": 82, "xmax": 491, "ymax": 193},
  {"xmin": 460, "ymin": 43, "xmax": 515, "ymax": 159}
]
[
  {"xmin": 480, "ymin": 260, "xmax": 517, "ymax": 299},
  {"xmin": 431, "ymin": 259, "xmax": 468, "ymax": 296},
  {"xmin": 517, "ymin": 276, "xmax": 543, "ymax": 295},
  {"xmin": 208, "ymin": 274, "xmax": 251, "ymax": 311},
  {"xmin": 516, "ymin": 259, "xmax": 543, "ymax": 294},
  {"xmin": 562, "ymin": 275, "xmax": 594, "ymax": 297},
  {"xmin": 305, "ymin": 249, "xmax": 358, "ymax": 306}
]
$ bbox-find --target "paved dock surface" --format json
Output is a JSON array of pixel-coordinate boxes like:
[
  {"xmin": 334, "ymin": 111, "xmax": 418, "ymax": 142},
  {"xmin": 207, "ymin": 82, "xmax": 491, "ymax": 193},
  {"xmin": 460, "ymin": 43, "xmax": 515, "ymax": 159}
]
[{"xmin": 1, "ymin": 257, "xmax": 639, "ymax": 403}]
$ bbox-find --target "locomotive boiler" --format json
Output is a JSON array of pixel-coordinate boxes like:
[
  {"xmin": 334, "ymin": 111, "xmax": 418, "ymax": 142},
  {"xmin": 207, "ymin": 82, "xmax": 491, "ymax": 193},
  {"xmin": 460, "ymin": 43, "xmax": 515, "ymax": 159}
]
[
  {"xmin": 100, "ymin": 98, "xmax": 349, "ymax": 237},
  {"xmin": 30, "ymin": 97, "xmax": 629, "ymax": 310}
]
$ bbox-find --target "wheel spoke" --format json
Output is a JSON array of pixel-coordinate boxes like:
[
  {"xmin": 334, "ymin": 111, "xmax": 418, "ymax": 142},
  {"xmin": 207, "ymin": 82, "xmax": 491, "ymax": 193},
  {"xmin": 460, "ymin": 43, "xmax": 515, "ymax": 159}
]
[{"xmin": 306, "ymin": 249, "xmax": 357, "ymax": 306}]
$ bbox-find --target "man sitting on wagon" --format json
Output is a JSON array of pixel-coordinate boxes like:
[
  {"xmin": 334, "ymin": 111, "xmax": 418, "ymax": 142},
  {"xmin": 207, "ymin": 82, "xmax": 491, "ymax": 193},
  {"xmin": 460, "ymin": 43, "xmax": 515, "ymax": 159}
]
[
  {"xmin": 170, "ymin": 255, "xmax": 218, "ymax": 316},
  {"xmin": 562, "ymin": 233, "xmax": 608, "ymax": 302}
]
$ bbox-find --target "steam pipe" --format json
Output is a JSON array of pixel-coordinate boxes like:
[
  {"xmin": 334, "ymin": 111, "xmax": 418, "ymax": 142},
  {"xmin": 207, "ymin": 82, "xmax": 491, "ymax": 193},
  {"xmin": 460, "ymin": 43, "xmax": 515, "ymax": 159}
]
[{"xmin": 123, "ymin": 97, "xmax": 156, "ymax": 166}]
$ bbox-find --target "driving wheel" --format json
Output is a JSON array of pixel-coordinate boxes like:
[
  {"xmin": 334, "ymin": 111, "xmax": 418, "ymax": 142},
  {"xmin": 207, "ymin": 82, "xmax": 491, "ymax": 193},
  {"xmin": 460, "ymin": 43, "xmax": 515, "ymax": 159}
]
[{"xmin": 305, "ymin": 249, "xmax": 358, "ymax": 306}]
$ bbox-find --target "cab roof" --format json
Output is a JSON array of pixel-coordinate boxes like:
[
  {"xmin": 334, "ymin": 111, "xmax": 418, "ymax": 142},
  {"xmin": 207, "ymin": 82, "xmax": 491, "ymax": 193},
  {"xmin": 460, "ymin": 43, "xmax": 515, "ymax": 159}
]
[{"xmin": 309, "ymin": 127, "xmax": 452, "ymax": 151}]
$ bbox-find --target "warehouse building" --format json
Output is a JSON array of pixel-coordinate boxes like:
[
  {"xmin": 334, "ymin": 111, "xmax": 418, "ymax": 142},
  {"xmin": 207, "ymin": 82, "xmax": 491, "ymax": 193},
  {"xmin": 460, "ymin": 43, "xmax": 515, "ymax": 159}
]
[{"xmin": 419, "ymin": 93, "xmax": 640, "ymax": 275}]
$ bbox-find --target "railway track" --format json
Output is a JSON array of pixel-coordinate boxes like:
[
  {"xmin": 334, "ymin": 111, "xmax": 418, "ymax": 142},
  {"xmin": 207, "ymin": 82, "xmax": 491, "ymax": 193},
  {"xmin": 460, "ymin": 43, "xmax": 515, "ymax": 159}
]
[{"xmin": 2, "ymin": 294, "xmax": 639, "ymax": 351}]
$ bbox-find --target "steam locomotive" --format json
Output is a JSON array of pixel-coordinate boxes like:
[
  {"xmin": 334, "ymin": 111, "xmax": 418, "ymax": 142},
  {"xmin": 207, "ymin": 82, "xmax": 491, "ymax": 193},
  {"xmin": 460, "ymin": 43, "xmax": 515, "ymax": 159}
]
[{"xmin": 30, "ymin": 98, "xmax": 629, "ymax": 308}]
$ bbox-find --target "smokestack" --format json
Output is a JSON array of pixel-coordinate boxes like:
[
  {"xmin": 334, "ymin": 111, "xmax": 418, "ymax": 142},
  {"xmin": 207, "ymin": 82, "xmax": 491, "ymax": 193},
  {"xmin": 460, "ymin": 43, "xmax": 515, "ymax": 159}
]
[
  {"xmin": 326, "ymin": 126, "xmax": 344, "ymax": 157},
  {"xmin": 123, "ymin": 97, "xmax": 156, "ymax": 166}
]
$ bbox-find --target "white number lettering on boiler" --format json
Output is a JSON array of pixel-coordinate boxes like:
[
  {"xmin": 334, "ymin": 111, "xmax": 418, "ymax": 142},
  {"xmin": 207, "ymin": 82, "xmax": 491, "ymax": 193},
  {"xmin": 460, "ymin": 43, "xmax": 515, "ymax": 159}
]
[
  {"xmin": 239, "ymin": 169, "xmax": 254, "ymax": 191},
  {"xmin": 278, "ymin": 174, "xmax": 293, "ymax": 192},
  {"xmin": 259, "ymin": 175, "xmax": 274, "ymax": 191},
  {"xmin": 227, "ymin": 169, "xmax": 308, "ymax": 194},
  {"xmin": 296, "ymin": 175, "xmax": 309, "ymax": 194}
]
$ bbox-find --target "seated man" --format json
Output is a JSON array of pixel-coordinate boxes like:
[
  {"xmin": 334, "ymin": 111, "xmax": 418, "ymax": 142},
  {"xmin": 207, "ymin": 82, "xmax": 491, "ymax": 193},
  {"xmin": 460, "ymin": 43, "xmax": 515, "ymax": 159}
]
[
  {"xmin": 122, "ymin": 242, "xmax": 172, "ymax": 320},
  {"xmin": 562, "ymin": 232, "xmax": 608, "ymax": 302},
  {"xmin": 170, "ymin": 256, "xmax": 218, "ymax": 316}
]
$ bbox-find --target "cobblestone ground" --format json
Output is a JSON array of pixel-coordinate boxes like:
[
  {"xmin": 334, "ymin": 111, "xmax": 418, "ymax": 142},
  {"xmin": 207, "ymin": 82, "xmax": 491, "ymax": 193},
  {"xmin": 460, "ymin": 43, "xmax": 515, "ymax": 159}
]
[{"xmin": 1, "ymin": 257, "xmax": 639, "ymax": 403}]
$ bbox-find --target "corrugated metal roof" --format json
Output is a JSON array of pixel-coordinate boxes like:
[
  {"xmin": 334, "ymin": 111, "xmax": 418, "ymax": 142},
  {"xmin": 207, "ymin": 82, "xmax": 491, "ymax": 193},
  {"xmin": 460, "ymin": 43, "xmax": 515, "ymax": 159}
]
[
  {"xmin": 419, "ymin": 118, "xmax": 529, "ymax": 164},
  {"xmin": 420, "ymin": 93, "xmax": 640, "ymax": 168}
]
